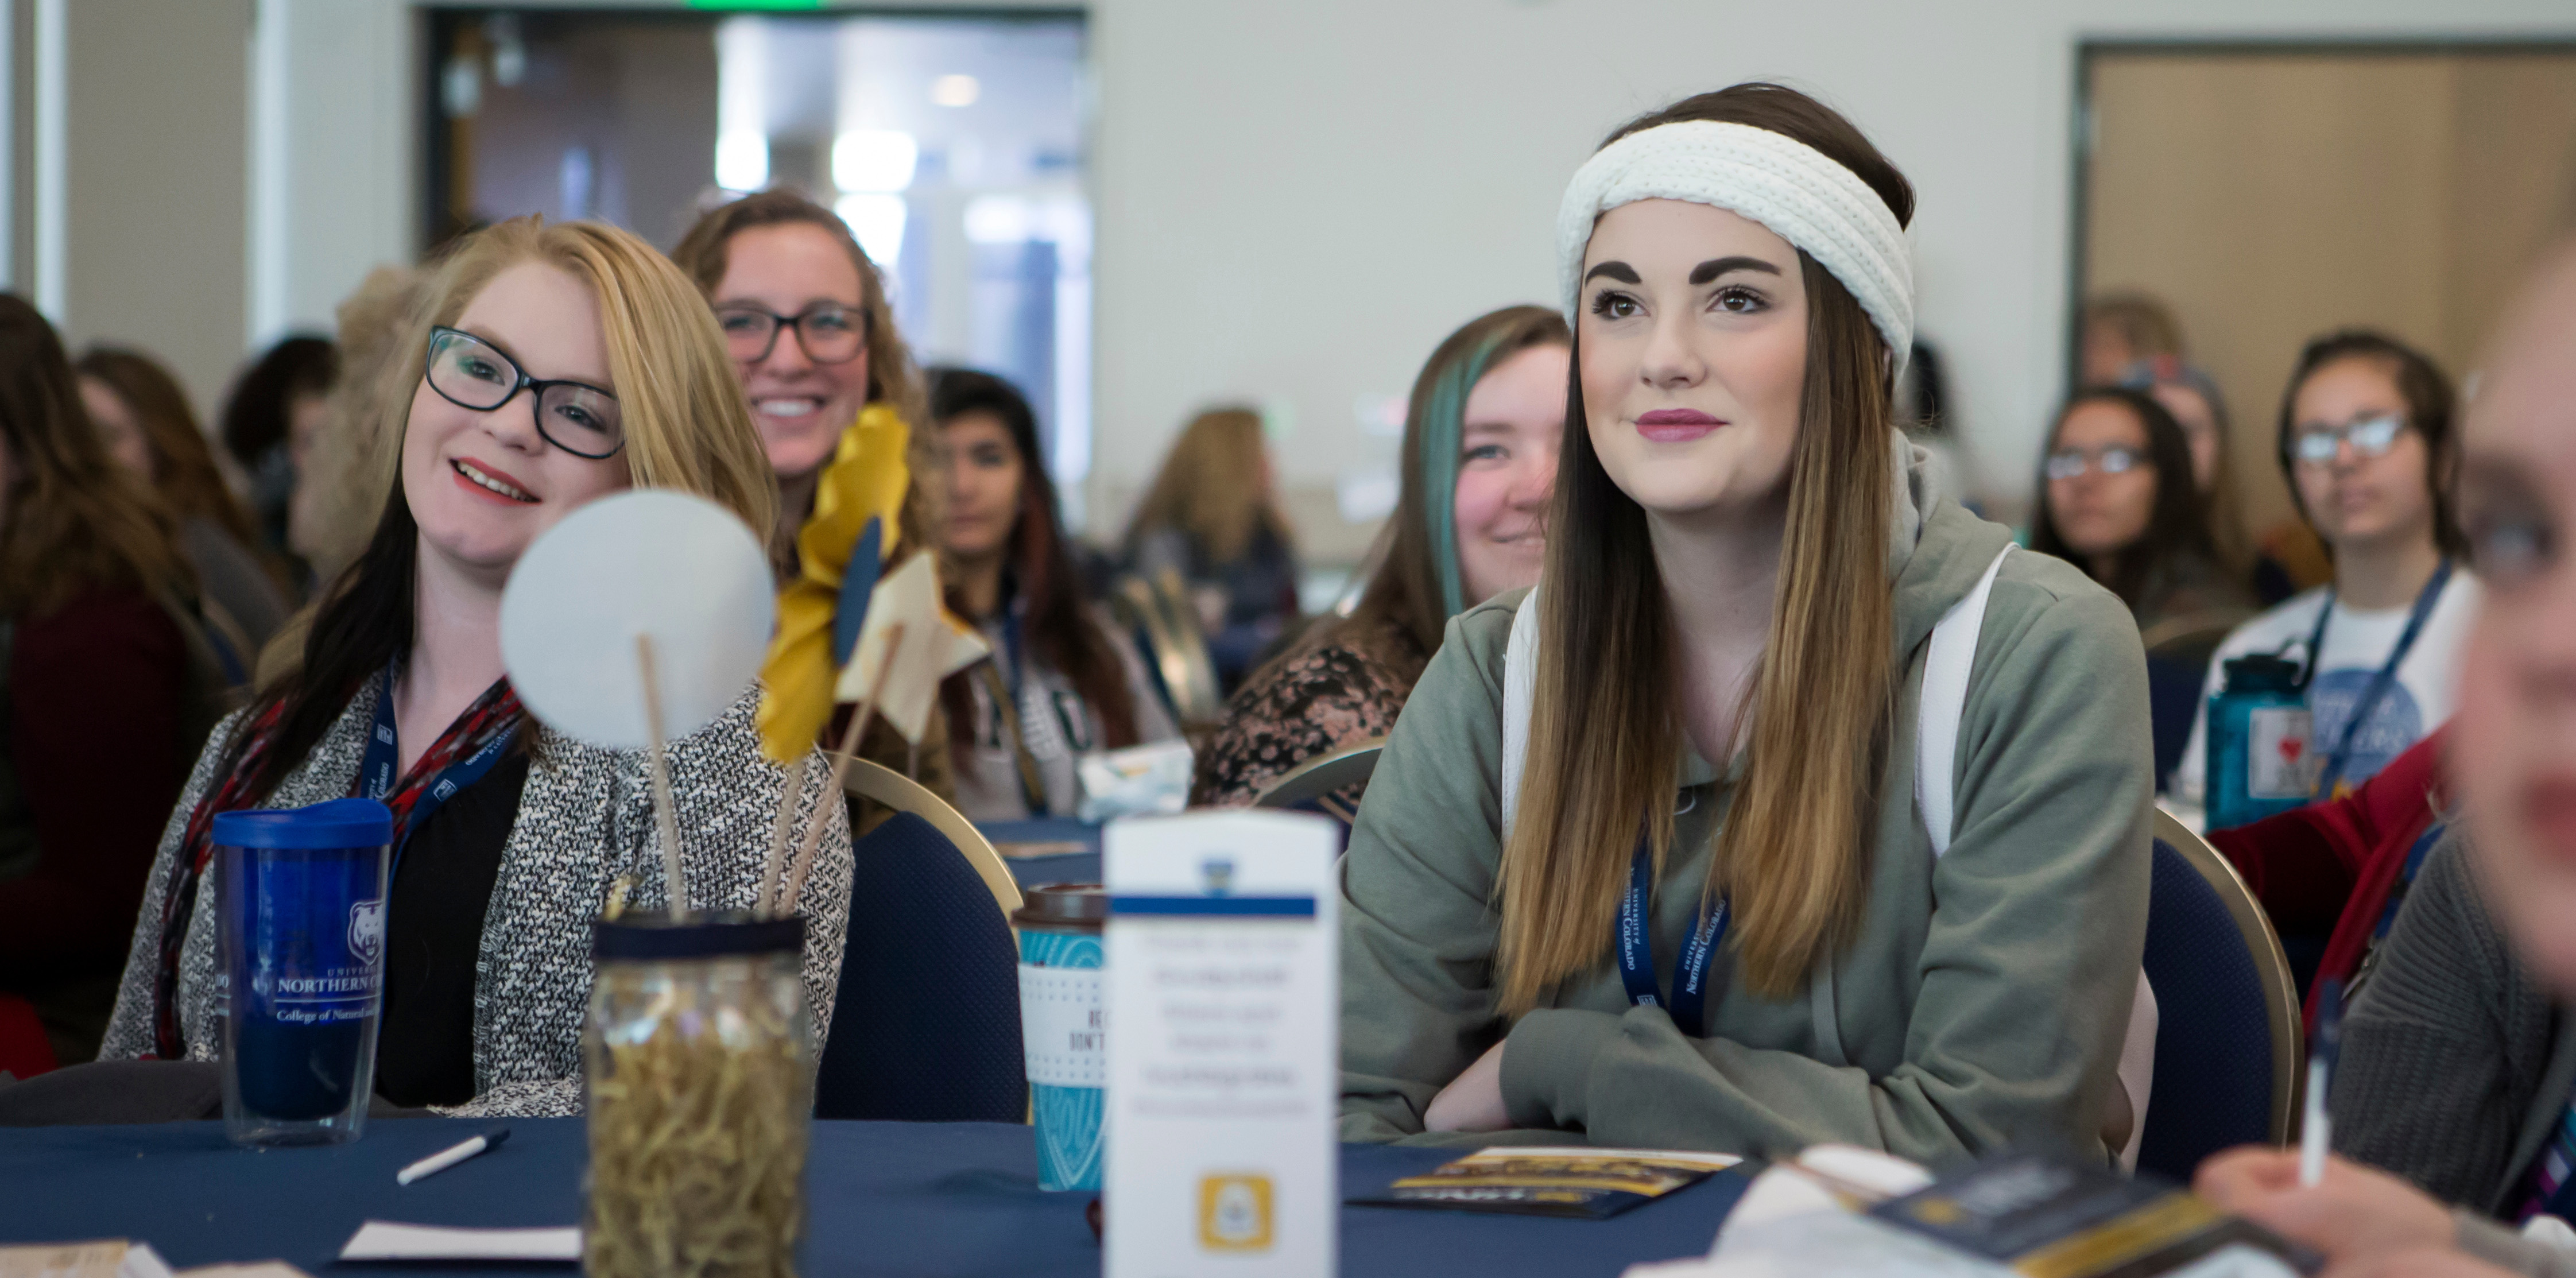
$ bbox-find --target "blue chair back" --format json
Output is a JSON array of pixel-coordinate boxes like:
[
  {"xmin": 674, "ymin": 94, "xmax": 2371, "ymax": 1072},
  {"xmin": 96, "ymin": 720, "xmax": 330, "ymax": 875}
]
[
  {"xmin": 1252, "ymin": 740, "xmax": 1383, "ymax": 834},
  {"xmin": 2136, "ymin": 822, "xmax": 2302, "ymax": 1181},
  {"xmin": 2144, "ymin": 656, "xmax": 2203, "ymax": 793},
  {"xmin": 815, "ymin": 811, "xmax": 1026, "ymax": 1122}
]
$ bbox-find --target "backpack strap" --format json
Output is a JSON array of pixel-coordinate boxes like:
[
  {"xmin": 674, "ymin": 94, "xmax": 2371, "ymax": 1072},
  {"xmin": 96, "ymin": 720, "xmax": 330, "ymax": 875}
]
[
  {"xmin": 1915, "ymin": 545, "xmax": 2012, "ymax": 856},
  {"xmin": 1500, "ymin": 584, "xmax": 1543, "ymax": 838},
  {"xmin": 1900, "ymin": 544, "xmax": 2156, "ymax": 1165}
]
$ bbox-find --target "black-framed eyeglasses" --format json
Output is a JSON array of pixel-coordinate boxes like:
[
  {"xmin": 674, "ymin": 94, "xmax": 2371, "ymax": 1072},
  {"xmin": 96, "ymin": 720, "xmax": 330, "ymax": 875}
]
[
  {"xmin": 712, "ymin": 303, "xmax": 867, "ymax": 365},
  {"xmin": 2291, "ymin": 412, "xmax": 2406, "ymax": 467},
  {"xmin": 2044, "ymin": 445, "xmax": 2147, "ymax": 482},
  {"xmin": 424, "ymin": 327, "xmax": 624, "ymax": 460}
]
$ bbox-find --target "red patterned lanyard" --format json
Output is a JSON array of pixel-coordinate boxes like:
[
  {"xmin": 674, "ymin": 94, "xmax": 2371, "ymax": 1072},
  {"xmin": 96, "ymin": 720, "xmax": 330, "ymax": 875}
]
[{"xmin": 149, "ymin": 671, "xmax": 522, "ymax": 1059}]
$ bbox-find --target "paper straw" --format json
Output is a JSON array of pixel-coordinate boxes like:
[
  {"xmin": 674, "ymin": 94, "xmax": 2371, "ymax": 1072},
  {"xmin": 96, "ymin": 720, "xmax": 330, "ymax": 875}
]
[
  {"xmin": 635, "ymin": 635, "xmax": 688, "ymax": 919},
  {"xmin": 760, "ymin": 755, "xmax": 808, "ymax": 917},
  {"xmin": 781, "ymin": 623, "xmax": 902, "ymax": 915}
]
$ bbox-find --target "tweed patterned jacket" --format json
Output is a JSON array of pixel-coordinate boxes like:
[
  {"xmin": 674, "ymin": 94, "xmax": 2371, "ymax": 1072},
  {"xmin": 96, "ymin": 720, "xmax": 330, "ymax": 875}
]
[{"xmin": 98, "ymin": 681, "xmax": 854, "ymax": 1118}]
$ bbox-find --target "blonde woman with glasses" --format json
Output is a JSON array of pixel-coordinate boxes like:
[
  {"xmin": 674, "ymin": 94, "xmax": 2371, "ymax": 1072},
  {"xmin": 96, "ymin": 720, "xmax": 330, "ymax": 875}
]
[
  {"xmin": 2174, "ymin": 331, "xmax": 2480, "ymax": 814},
  {"xmin": 91, "ymin": 217, "xmax": 852, "ymax": 1118}
]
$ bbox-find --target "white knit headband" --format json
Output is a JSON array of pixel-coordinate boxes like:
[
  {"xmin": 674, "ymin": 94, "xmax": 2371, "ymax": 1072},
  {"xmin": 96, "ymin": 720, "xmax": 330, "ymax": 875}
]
[{"xmin": 1556, "ymin": 119, "xmax": 1913, "ymax": 365}]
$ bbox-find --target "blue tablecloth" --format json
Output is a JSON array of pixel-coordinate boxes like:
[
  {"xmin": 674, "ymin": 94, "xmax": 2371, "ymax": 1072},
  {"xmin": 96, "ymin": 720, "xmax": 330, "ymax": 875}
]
[
  {"xmin": 0, "ymin": 1119, "xmax": 1746, "ymax": 1277},
  {"xmin": 979, "ymin": 818, "xmax": 1103, "ymax": 889}
]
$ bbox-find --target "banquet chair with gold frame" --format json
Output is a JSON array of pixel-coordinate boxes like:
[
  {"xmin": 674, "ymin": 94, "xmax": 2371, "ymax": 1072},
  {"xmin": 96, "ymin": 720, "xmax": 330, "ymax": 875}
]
[{"xmin": 815, "ymin": 756, "xmax": 1025, "ymax": 1122}]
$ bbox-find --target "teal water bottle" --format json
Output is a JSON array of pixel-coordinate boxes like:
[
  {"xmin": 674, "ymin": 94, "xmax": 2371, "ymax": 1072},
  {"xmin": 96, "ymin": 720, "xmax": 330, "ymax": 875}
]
[{"xmin": 2206, "ymin": 654, "xmax": 2316, "ymax": 831}]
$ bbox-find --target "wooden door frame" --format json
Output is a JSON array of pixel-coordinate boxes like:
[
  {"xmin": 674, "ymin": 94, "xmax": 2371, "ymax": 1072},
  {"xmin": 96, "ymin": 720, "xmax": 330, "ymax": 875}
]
[{"xmin": 2066, "ymin": 35, "xmax": 2576, "ymax": 405}]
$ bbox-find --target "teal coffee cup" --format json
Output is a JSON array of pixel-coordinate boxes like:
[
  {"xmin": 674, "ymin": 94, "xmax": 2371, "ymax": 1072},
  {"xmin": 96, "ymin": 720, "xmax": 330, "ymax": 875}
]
[{"xmin": 1014, "ymin": 883, "xmax": 1105, "ymax": 1192}]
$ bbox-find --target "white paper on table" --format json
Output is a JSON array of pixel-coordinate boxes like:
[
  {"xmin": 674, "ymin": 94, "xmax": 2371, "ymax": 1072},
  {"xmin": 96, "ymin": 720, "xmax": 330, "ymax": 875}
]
[
  {"xmin": 1105, "ymin": 810, "xmax": 1339, "ymax": 1278},
  {"xmin": 336, "ymin": 1222, "xmax": 579, "ymax": 1264},
  {"xmin": 1711, "ymin": 1145, "xmax": 1935, "ymax": 1248},
  {"xmin": 1633, "ymin": 1211, "xmax": 2008, "ymax": 1277}
]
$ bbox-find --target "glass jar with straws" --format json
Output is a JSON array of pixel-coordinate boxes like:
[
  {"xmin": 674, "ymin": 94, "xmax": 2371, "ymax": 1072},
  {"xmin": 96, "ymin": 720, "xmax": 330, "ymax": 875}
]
[{"xmin": 584, "ymin": 909, "xmax": 812, "ymax": 1278}]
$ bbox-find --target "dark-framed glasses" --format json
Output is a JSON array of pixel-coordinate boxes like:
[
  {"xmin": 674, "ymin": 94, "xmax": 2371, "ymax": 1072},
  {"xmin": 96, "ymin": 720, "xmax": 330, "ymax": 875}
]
[
  {"xmin": 424, "ymin": 327, "xmax": 624, "ymax": 460},
  {"xmin": 2044, "ymin": 446, "xmax": 2145, "ymax": 482},
  {"xmin": 2292, "ymin": 413, "xmax": 2406, "ymax": 467},
  {"xmin": 712, "ymin": 303, "xmax": 867, "ymax": 365}
]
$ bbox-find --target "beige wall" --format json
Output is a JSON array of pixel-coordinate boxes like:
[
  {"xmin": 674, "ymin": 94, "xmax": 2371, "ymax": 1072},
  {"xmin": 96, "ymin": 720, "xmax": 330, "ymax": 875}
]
[
  {"xmin": 57, "ymin": 0, "xmax": 251, "ymax": 420},
  {"xmin": 2086, "ymin": 51, "xmax": 2576, "ymax": 540}
]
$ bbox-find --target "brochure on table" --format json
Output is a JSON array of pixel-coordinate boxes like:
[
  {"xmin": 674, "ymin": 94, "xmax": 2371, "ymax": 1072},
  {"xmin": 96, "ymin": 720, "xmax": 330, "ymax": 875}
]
[{"xmin": 1105, "ymin": 810, "xmax": 1338, "ymax": 1278}]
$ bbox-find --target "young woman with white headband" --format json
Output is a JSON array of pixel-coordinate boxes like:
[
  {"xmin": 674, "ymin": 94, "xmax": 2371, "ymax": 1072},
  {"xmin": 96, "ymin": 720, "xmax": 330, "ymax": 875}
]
[{"xmin": 1339, "ymin": 84, "xmax": 2154, "ymax": 1161}]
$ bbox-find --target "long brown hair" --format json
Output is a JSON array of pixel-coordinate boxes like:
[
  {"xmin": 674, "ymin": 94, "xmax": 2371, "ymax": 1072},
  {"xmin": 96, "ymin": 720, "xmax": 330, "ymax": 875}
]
[
  {"xmin": 76, "ymin": 347, "xmax": 264, "ymax": 546},
  {"xmin": 1497, "ymin": 84, "xmax": 1914, "ymax": 1009},
  {"xmin": 1121, "ymin": 408, "xmax": 1293, "ymax": 566},
  {"xmin": 228, "ymin": 218, "xmax": 777, "ymax": 801},
  {"xmin": 1322, "ymin": 305, "xmax": 1568, "ymax": 676},
  {"xmin": 929, "ymin": 367, "xmax": 1141, "ymax": 754},
  {"xmin": 0, "ymin": 297, "xmax": 192, "ymax": 618}
]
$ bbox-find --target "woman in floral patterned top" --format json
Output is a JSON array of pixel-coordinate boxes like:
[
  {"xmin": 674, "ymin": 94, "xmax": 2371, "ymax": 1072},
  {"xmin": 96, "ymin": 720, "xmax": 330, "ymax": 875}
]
[{"xmin": 1191, "ymin": 306, "xmax": 1569, "ymax": 807}]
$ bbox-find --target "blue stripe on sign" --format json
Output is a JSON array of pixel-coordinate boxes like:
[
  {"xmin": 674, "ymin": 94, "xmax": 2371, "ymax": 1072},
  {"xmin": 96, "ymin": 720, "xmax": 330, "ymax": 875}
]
[{"xmin": 1109, "ymin": 895, "xmax": 1316, "ymax": 917}]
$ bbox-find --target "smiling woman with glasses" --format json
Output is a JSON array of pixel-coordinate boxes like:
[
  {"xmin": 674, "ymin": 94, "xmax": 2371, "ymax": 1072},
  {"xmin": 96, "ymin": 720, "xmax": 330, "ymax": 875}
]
[
  {"xmin": 2173, "ymin": 329, "xmax": 2480, "ymax": 814},
  {"xmin": 671, "ymin": 190, "xmax": 955, "ymax": 812},
  {"xmin": 87, "ymin": 216, "xmax": 855, "ymax": 1120},
  {"xmin": 670, "ymin": 190, "xmax": 931, "ymax": 563}
]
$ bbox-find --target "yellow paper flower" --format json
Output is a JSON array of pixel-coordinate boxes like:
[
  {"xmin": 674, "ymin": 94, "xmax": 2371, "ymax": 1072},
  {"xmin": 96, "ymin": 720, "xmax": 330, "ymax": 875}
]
[{"xmin": 756, "ymin": 403, "xmax": 910, "ymax": 761}]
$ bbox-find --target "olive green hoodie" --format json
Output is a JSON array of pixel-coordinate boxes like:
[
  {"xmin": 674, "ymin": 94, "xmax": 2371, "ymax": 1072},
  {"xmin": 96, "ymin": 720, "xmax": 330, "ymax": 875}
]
[{"xmin": 1339, "ymin": 449, "xmax": 2152, "ymax": 1165}]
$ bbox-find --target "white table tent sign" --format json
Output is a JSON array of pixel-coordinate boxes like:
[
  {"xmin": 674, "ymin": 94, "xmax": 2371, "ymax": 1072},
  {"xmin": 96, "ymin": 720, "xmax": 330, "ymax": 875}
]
[{"xmin": 1105, "ymin": 810, "xmax": 1338, "ymax": 1278}]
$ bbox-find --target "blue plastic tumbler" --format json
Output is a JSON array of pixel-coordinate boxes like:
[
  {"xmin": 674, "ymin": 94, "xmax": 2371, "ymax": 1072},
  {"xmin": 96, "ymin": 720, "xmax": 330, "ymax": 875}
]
[
  {"xmin": 1014, "ymin": 884, "xmax": 1105, "ymax": 1191},
  {"xmin": 2205, "ymin": 653, "xmax": 2314, "ymax": 832},
  {"xmin": 214, "ymin": 797, "xmax": 394, "ymax": 1147}
]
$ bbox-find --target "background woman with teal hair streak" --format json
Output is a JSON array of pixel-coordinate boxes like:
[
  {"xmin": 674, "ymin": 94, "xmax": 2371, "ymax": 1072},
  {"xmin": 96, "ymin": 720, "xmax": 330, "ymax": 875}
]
[{"xmin": 1190, "ymin": 305, "xmax": 1567, "ymax": 807}]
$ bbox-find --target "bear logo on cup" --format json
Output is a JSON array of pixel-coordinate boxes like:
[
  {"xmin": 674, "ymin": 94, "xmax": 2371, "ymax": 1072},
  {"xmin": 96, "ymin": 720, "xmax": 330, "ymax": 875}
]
[{"xmin": 347, "ymin": 898, "xmax": 386, "ymax": 967}]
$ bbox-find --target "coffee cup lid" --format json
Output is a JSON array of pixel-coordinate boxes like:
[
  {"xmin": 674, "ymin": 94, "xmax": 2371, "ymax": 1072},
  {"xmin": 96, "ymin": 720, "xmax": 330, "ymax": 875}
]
[
  {"xmin": 1012, "ymin": 882, "xmax": 1107, "ymax": 930},
  {"xmin": 593, "ymin": 909, "xmax": 805, "ymax": 961},
  {"xmin": 212, "ymin": 797, "xmax": 394, "ymax": 850}
]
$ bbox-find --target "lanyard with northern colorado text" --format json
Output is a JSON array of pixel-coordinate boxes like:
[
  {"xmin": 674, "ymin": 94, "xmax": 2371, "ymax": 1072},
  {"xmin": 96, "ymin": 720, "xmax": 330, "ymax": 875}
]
[
  {"xmin": 1615, "ymin": 838, "xmax": 1729, "ymax": 1037},
  {"xmin": 2298, "ymin": 559, "xmax": 2451, "ymax": 799},
  {"xmin": 361, "ymin": 664, "xmax": 518, "ymax": 880}
]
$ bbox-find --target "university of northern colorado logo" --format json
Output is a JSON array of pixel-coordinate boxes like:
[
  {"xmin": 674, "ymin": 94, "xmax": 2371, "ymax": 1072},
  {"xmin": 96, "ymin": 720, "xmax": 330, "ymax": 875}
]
[{"xmin": 347, "ymin": 898, "xmax": 386, "ymax": 967}]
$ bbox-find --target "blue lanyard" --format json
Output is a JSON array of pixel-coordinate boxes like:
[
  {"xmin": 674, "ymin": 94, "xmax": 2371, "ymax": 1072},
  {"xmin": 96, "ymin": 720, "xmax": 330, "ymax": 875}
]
[
  {"xmin": 362, "ymin": 665, "xmax": 516, "ymax": 880},
  {"xmin": 998, "ymin": 607, "xmax": 1030, "ymax": 717},
  {"xmin": 2298, "ymin": 559, "xmax": 2451, "ymax": 797},
  {"xmin": 1615, "ymin": 839, "xmax": 1729, "ymax": 1037}
]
